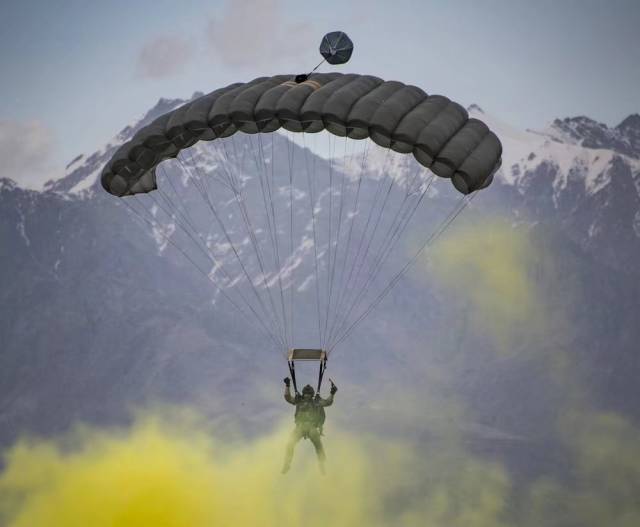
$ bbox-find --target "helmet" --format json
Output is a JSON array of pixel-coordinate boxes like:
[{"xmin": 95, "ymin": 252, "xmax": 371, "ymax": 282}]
[{"xmin": 302, "ymin": 384, "xmax": 315, "ymax": 396}]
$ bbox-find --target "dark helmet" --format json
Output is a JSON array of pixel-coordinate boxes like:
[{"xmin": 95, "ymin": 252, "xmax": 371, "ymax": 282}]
[{"xmin": 302, "ymin": 384, "xmax": 315, "ymax": 396}]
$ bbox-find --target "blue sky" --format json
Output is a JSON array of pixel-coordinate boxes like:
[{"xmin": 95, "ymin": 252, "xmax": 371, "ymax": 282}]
[{"xmin": 1, "ymin": 0, "xmax": 639, "ymax": 187}]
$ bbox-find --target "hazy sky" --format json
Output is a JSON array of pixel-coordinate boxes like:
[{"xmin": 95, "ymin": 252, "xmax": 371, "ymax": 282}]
[{"xmin": 1, "ymin": 0, "xmax": 639, "ymax": 187}]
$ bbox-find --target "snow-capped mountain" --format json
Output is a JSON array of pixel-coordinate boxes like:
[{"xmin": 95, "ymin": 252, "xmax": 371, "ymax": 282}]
[
  {"xmin": 543, "ymin": 114, "xmax": 640, "ymax": 157},
  {"xmin": 42, "ymin": 96, "xmax": 195, "ymax": 196},
  {"xmin": 33, "ymin": 100, "xmax": 640, "ymax": 280},
  {"xmin": 468, "ymin": 105, "xmax": 640, "ymax": 275},
  {"xmin": 20, "ymin": 96, "xmax": 640, "ymax": 282},
  {"xmin": 2, "ymin": 96, "xmax": 640, "ymax": 468}
]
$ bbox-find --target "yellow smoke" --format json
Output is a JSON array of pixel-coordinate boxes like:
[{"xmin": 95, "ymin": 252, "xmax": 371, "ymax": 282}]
[
  {"xmin": 3, "ymin": 221, "xmax": 640, "ymax": 525},
  {"xmin": 0, "ymin": 410, "xmax": 510, "ymax": 527},
  {"xmin": 523, "ymin": 410, "xmax": 640, "ymax": 527},
  {"xmin": 424, "ymin": 217, "xmax": 640, "ymax": 525},
  {"xmin": 427, "ymin": 218, "xmax": 546, "ymax": 355}
]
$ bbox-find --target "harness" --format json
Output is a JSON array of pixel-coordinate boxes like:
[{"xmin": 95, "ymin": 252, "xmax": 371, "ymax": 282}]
[{"xmin": 294, "ymin": 395, "xmax": 326, "ymax": 432}]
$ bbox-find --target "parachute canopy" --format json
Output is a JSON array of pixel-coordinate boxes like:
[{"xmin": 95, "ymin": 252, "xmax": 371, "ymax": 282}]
[
  {"xmin": 101, "ymin": 72, "xmax": 503, "ymax": 354},
  {"xmin": 101, "ymin": 73, "xmax": 502, "ymax": 199},
  {"xmin": 319, "ymin": 31, "xmax": 354, "ymax": 65}
]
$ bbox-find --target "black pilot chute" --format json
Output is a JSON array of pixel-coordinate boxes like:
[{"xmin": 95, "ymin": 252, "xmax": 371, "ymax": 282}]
[{"xmin": 319, "ymin": 31, "xmax": 354, "ymax": 65}]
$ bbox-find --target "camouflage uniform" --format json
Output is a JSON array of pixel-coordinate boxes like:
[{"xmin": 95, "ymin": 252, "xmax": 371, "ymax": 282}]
[{"xmin": 282, "ymin": 383, "xmax": 335, "ymax": 473}]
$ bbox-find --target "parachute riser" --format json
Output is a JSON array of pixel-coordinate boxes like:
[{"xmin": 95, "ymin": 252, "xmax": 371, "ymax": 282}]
[{"xmin": 287, "ymin": 348, "xmax": 327, "ymax": 395}]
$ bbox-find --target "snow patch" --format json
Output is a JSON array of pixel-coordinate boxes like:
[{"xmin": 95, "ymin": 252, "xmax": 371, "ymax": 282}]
[
  {"xmin": 65, "ymin": 154, "xmax": 84, "ymax": 170},
  {"xmin": 16, "ymin": 207, "xmax": 30, "ymax": 246},
  {"xmin": 152, "ymin": 222, "xmax": 175, "ymax": 253},
  {"xmin": 633, "ymin": 210, "xmax": 640, "ymax": 238},
  {"xmin": 0, "ymin": 178, "xmax": 18, "ymax": 192},
  {"xmin": 297, "ymin": 273, "xmax": 314, "ymax": 292},
  {"xmin": 68, "ymin": 164, "xmax": 101, "ymax": 195}
]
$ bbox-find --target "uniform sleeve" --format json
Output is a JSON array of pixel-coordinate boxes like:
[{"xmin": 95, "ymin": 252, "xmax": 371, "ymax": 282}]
[{"xmin": 284, "ymin": 386, "xmax": 296, "ymax": 405}]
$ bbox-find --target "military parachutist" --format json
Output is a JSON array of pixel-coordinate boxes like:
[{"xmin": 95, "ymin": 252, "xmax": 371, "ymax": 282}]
[
  {"xmin": 281, "ymin": 377, "xmax": 337, "ymax": 474},
  {"xmin": 99, "ymin": 31, "xmax": 502, "ymax": 458}
]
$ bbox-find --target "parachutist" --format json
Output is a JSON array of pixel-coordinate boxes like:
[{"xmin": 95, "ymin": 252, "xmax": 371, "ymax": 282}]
[{"xmin": 281, "ymin": 379, "xmax": 336, "ymax": 474}]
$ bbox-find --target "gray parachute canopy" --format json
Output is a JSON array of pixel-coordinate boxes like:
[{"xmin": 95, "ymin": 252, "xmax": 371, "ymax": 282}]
[
  {"xmin": 319, "ymin": 31, "xmax": 354, "ymax": 65},
  {"xmin": 101, "ymin": 73, "xmax": 502, "ymax": 198}
]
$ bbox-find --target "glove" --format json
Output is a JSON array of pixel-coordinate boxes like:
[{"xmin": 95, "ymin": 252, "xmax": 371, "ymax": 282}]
[
  {"xmin": 330, "ymin": 383, "xmax": 338, "ymax": 395},
  {"xmin": 284, "ymin": 377, "xmax": 291, "ymax": 387}
]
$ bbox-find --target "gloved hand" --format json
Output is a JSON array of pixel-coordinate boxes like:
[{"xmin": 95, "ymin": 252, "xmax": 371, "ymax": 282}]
[
  {"xmin": 330, "ymin": 382, "xmax": 338, "ymax": 395},
  {"xmin": 284, "ymin": 377, "xmax": 291, "ymax": 387}
]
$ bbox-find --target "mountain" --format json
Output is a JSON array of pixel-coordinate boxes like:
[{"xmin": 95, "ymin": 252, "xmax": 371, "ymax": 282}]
[
  {"xmin": 468, "ymin": 106, "xmax": 640, "ymax": 277},
  {"xmin": 1, "ymin": 97, "xmax": 639, "ymax": 477},
  {"xmin": 44, "ymin": 96, "xmax": 191, "ymax": 196}
]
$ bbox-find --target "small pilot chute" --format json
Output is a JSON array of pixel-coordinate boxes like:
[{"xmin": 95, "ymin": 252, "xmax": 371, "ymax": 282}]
[
  {"xmin": 296, "ymin": 31, "xmax": 354, "ymax": 83},
  {"xmin": 319, "ymin": 31, "xmax": 354, "ymax": 65}
]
